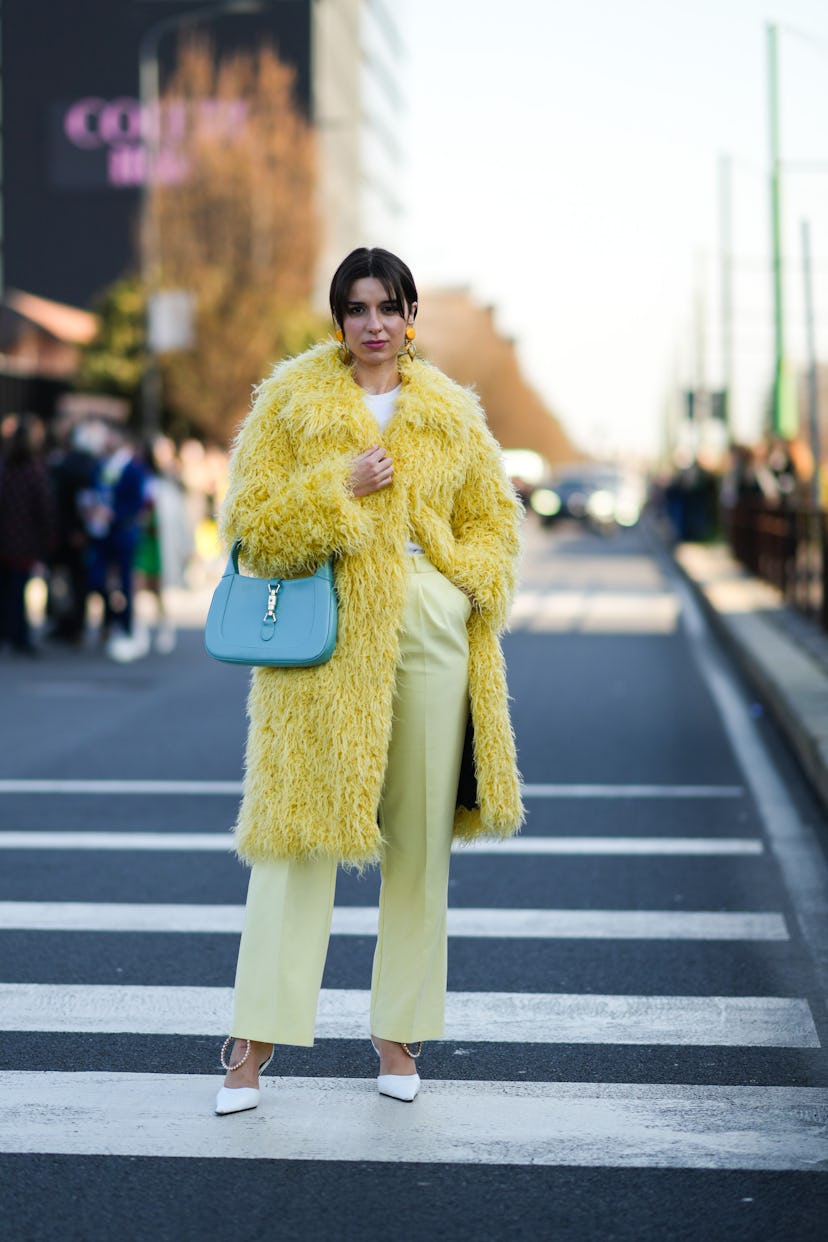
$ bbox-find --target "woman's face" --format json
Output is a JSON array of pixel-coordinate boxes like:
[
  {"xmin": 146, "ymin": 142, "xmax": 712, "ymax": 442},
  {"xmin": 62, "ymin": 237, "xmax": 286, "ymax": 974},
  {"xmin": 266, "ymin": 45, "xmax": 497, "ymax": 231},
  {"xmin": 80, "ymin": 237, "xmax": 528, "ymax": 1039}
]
[{"xmin": 340, "ymin": 277, "xmax": 415, "ymax": 370}]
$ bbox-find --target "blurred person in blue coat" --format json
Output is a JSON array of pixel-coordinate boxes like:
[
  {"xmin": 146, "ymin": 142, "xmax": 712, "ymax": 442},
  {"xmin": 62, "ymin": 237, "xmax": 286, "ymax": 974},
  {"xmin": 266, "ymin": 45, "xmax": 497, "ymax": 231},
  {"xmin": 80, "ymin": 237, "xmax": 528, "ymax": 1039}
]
[{"xmin": 80, "ymin": 424, "xmax": 148, "ymax": 662}]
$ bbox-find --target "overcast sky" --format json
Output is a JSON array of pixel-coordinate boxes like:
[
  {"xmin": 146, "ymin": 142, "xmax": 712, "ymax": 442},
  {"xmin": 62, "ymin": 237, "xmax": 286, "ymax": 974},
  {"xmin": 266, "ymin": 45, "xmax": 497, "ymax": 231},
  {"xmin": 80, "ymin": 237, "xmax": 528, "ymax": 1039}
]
[{"xmin": 404, "ymin": 0, "xmax": 828, "ymax": 459}]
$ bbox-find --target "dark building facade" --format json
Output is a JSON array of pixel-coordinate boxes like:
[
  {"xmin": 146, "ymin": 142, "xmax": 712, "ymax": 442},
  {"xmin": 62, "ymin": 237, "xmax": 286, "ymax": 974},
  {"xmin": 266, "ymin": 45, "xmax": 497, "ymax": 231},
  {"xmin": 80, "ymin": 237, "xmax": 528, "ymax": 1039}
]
[{"xmin": 2, "ymin": 0, "xmax": 313, "ymax": 307}]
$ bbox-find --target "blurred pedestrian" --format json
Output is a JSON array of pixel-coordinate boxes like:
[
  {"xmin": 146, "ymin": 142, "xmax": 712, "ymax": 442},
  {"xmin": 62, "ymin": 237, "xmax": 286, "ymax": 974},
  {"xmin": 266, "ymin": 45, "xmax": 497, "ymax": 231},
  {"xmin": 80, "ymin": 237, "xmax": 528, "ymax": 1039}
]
[
  {"xmin": 134, "ymin": 438, "xmax": 194, "ymax": 653},
  {"xmin": 80, "ymin": 424, "xmax": 147, "ymax": 662},
  {"xmin": 46, "ymin": 420, "xmax": 98, "ymax": 644},
  {"xmin": 0, "ymin": 414, "xmax": 54, "ymax": 655},
  {"xmin": 215, "ymin": 248, "xmax": 523, "ymax": 1116},
  {"xmin": 766, "ymin": 437, "xmax": 799, "ymax": 507},
  {"xmin": 664, "ymin": 456, "xmax": 719, "ymax": 543}
]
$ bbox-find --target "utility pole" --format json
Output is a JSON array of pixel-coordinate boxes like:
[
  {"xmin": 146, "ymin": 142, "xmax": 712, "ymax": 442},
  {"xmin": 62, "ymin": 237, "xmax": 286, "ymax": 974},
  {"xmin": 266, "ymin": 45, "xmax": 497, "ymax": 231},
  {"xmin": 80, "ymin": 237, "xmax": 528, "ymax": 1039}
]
[
  {"xmin": 718, "ymin": 152, "xmax": 733, "ymax": 439},
  {"xmin": 0, "ymin": 0, "xmax": 5, "ymax": 300},
  {"xmin": 767, "ymin": 22, "xmax": 797, "ymax": 439},
  {"xmin": 694, "ymin": 260, "xmax": 707, "ymax": 398},
  {"xmin": 689, "ymin": 251, "xmax": 708, "ymax": 454},
  {"xmin": 801, "ymin": 219, "xmax": 821, "ymax": 510}
]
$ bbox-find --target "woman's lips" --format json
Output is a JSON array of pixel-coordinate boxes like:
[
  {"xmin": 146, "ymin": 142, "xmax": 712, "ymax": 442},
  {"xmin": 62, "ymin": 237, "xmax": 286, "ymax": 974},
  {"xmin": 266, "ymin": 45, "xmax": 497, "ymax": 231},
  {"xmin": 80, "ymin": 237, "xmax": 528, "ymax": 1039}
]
[{"xmin": 364, "ymin": 340, "xmax": 388, "ymax": 349}]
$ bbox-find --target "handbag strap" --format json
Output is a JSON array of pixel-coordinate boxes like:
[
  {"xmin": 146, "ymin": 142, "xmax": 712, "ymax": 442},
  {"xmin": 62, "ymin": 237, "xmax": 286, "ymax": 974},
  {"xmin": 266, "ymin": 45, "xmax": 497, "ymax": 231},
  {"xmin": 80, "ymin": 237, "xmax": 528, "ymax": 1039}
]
[
  {"xmin": 228, "ymin": 539, "xmax": 245, "ymax": 574},
  {"xmin": 227, "ymin": 540, "xmax": 334, "ymax": 584}
]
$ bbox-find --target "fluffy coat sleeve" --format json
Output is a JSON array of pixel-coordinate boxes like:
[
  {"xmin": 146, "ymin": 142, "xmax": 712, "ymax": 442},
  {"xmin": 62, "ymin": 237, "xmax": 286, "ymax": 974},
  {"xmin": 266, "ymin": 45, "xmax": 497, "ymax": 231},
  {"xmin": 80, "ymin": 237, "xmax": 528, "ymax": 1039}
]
[
  {"xmin": 219, "ymin": 379, "xmax": 375, "ymax": 578},
  {"xmin": 449, "ymin": 411, "xmax": 523, "ymax": 632}
]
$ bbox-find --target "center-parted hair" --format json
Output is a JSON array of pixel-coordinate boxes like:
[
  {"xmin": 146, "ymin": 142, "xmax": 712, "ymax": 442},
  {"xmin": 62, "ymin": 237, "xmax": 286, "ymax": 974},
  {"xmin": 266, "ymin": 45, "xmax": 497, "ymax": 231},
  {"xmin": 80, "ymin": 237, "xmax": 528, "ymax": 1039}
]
[{"xmin": 329, "ymin": 248, "xmax": 418, "ymax": 329}]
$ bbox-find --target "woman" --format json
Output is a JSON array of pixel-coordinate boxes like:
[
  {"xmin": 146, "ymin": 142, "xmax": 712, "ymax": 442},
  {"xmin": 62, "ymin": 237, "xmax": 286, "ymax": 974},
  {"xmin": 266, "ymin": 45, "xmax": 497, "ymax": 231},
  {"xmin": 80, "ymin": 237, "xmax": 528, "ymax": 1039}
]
[
  {"xmin": 215, "ymin": 248, "xmax": 523, "ymax": 1115},
  {"xmin": 134, "ymin": 438, "xmax": 193, "ymax": 654}
]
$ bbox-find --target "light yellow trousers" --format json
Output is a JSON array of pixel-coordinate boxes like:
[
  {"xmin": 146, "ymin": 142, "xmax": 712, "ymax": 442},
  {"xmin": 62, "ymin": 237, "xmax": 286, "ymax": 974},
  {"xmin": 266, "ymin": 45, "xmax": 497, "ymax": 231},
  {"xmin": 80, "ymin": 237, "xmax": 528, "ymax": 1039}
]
[{"xmin": 230, "ymin": 555, "xmax": 471, "ymax": 1046}]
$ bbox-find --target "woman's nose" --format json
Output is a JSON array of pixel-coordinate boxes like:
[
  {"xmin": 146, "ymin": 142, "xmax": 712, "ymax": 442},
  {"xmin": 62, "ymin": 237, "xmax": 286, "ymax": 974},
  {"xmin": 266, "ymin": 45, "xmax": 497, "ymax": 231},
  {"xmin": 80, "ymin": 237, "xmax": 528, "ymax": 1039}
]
[{"xmin": 366, "ymin": 308, "xmax": 382, "ymax": 331}]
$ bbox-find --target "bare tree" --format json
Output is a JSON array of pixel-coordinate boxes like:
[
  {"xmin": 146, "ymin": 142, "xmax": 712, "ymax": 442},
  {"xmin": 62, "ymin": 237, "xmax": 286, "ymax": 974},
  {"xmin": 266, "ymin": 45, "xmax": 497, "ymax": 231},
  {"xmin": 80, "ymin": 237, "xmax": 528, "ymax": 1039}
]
[{"xmin": 150, "ymin": 38, "xmax": 322, "ymax": 443}]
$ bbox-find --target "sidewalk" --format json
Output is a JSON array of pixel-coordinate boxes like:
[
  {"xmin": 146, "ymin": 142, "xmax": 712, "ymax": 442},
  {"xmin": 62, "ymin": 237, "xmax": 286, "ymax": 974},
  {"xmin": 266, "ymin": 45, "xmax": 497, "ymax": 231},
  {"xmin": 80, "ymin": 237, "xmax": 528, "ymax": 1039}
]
[{"xmin": 672, "ymin": 540, "xmax": 828, "ymax": 815}]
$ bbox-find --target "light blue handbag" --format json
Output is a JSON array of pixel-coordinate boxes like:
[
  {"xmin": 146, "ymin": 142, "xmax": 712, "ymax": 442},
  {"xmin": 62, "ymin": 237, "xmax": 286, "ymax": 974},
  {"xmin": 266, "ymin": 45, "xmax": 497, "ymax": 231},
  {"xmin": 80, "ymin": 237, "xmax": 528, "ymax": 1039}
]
[{"xmin": 204, "ymin": 540, "xmax": 338, "ymax": 667}]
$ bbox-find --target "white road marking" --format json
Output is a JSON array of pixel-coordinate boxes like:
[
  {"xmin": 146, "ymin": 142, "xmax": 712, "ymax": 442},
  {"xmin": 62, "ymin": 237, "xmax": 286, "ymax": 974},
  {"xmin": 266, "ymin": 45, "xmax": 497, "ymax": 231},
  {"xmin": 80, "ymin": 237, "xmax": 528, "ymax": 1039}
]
[
  {"xmin": 0, "ymin": 780, "xmax": 244, "ymax": 795},
  {"xmin": 522, "ymin": 785, "xmax": 744, "ymax": 798},
  {"xmin": 0, "ymin": 780, "xmax": 744, "ymax": 798},
  {"xmin": 509, "ymin": 590, "xmax": 680, "ymax": 635},
  {"xmin": 0, "ymin": 832, "xmax": 237, "ymax": 851},
  {"xmin": 671, "ymin": 563, "xmax": 828, "ymax": 992},
  {"xmin": 0, "ymin": 901, "xmax": 788, "ymax": 940},
  {"xmin": 460, "ymin": 836, "xmax": 763, "ymax": 855},
  {"xmin": 0, "ymin": 984, "xmax": 817, "ymax": 1047},
  {"xmin": 0, "ymin": 1073, "xmax": 825, "ymax": 1170},
  {"xmin": 0, "ymin": 831, "xmax": 763, "ymax": 856}
]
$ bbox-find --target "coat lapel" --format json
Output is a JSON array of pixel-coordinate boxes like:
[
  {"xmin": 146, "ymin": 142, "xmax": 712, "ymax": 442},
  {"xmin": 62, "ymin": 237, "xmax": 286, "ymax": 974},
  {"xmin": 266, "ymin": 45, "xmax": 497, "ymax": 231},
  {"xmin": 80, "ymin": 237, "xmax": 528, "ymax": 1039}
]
[
  {"xmin": 281, "ymin": 343, "xmax": 376, "ymax": 449},
  {"xmin": 282, "ymin": 341, "xmax": 462, "ymax": 448}
]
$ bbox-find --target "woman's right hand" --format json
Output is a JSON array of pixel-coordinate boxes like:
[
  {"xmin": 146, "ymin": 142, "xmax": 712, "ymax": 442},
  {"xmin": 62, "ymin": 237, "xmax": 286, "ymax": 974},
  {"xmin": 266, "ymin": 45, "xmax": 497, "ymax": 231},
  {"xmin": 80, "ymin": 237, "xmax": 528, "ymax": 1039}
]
[{"xmin": 350, "ymin": 445, "xmax": 394, "ymax": 497}]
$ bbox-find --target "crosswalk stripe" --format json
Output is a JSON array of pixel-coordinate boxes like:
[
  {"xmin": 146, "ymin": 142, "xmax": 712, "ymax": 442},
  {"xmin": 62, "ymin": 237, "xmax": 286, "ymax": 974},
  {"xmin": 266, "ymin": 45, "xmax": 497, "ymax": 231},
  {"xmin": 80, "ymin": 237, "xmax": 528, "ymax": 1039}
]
[
  {"xmin": 1, "ymin": 1072, "xmax": 824, "ymax": 1170},
  {"xmin": 0, "ymin": 832, "xmax": 764, "ymax": 856},
  {"xmin": 0, "ymin": 902, "xmax": 789, "ymax": 941},
  {"xmin": 461, "ymin": 836, "xmax": 763, "ymax": 854},
  {"xmin": 0, "ymin": 780, "xmax": 744, "ymax": 798},
  {"xmin": 509, "ymin": 590, "xmax": 680, "ymax": 635},
  {"xmin": 522, "ymin": 785, "xmax": 744, "ymax": 798},
  {"xmin": 0, "ymin": 984, "xmax": 817, "ymax": 1046},
  {"xmin": 0, "ymin": 780, "xmax": 243, "ymax": 795}
]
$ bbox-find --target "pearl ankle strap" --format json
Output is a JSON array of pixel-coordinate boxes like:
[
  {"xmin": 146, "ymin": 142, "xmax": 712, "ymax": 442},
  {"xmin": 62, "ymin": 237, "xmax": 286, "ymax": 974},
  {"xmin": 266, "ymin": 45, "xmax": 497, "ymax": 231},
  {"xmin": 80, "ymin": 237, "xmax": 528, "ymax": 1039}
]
[{"xmin": 220, "ymin": 1036, "xmax": 251, "ymax": 1072}]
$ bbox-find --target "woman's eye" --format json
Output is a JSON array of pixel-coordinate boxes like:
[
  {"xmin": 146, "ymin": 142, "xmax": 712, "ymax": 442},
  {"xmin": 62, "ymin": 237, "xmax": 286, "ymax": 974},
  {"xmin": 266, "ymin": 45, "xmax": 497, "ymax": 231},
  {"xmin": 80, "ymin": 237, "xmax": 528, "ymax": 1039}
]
[
  {"xmin": 346, "ymin": 306, "xmax": 365, "ymax": 316},
  {"xmin": 381, "ymin": 304, "xmax": 399, "ymax": 315}
]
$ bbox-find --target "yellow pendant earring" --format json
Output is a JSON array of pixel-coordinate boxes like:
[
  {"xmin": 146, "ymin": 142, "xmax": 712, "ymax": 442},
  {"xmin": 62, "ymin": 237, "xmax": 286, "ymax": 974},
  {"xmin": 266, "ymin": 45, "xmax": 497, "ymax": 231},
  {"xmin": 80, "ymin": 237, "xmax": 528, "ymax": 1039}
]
[
  {"xmin": 335, "ymin": 327, "xmax": 351, "ymax": 364},
  {"xmin": 405, "ymin": 324, "xmax": 416, "ymax": 359}
]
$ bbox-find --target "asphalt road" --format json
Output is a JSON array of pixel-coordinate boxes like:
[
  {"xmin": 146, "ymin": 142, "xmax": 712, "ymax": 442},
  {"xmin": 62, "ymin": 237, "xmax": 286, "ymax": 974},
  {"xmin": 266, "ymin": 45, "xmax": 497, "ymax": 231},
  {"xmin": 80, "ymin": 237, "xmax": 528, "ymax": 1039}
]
[{"xmin": 1, "ymin": 520, "xmax": 827, "ymax": 1241}]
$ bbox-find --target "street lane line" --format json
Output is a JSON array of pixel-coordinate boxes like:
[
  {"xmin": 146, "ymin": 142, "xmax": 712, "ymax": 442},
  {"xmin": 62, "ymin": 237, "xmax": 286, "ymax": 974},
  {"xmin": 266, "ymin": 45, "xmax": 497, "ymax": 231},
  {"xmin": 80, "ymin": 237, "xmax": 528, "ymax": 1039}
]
[
  {"xmin": 0, "ymin": 902, "xmax": 789, "ymax": 940},
  {"xmin": 0, "ymin": 831, "xmax": 764, "ymax": 856},
  {"xmin": 671, "ymin": 560, "xmax": 828, "ymax": 992},
  {"xmin": 0, "ymin": 1073, "xmax": 824, "ymax": 1170},
  {"xmin": 0, "ymin": 984, "xmax": 817, "ymax": 1046},
  {"xmin": 0, "ymin": 780, "xmax": 744, "ymax": 798}
]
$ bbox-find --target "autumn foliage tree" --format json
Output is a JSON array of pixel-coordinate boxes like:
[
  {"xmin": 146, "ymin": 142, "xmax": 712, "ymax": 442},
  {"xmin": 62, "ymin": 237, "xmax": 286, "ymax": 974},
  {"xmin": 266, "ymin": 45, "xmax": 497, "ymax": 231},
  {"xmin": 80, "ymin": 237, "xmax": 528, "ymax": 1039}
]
[
  {"xmin": 149, "ymin": 38, "xmax": 322, "ymax": 443},
  {"xmin": 76, "ymin": 278, "xmax": 146, "ymax": 421},
  {"xmin": 415, "ymin": 290, "xmax": 578, "ymax": 465}
]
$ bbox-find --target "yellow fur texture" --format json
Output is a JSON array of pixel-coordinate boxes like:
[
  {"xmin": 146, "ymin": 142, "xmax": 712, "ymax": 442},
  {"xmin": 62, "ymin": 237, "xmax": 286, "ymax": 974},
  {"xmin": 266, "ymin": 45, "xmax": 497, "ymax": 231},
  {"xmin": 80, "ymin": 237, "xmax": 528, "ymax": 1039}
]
[{"xmin": 220, "ymin": 340, "xmax": 524, "ymax": 866}]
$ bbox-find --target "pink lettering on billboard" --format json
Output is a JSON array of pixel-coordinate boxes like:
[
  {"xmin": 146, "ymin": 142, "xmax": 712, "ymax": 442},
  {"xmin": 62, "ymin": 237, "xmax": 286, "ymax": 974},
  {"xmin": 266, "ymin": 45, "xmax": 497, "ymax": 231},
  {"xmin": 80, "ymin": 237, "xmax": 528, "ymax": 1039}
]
[{"xmin": 54, "ymin": 96, "xmax": 248, "ymax": 189}]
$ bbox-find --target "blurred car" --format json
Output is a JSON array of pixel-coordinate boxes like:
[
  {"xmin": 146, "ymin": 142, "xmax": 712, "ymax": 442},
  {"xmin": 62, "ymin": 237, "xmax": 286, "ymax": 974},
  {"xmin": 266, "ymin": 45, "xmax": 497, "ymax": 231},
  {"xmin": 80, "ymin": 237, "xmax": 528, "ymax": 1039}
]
[{"xmin": 529, "ymin": 466, "xmax": 644, "ymax": 531}]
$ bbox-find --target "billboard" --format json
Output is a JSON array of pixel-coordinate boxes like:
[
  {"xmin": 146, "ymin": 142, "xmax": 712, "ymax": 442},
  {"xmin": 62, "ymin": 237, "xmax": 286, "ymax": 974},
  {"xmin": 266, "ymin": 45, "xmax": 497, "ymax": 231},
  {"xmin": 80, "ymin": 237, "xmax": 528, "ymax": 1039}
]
[{"xmin": 2, "ymin": 0, "xmax": 311, "ymax": 307}]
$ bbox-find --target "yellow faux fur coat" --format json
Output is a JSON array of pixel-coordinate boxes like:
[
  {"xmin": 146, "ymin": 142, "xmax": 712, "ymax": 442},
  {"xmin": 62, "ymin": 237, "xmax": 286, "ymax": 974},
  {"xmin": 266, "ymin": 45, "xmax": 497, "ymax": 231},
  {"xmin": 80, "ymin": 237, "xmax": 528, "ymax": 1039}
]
[{"xmin": 219, "ymin": 339, "xmax": 524, "ymax": 866}]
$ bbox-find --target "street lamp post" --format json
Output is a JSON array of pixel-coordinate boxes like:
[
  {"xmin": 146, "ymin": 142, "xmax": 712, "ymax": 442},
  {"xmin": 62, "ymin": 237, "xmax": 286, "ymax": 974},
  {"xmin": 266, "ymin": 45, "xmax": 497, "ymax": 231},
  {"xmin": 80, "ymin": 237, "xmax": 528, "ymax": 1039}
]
[
  {"xmin": 0, "ymin": 0, "xmax": 6, "ymax": 301},
  {"xmin": 801, "ymin": 219, "xmax": 821, "ymax": 510},
  {"xmin": 766, "ymin": 22, "xmax": 798, "ymax": 440},
  {"xmin": 138, "ymin": 0, "xmax": 264, "ymax": 439},
  {"xmin": 765, "ymin": 21, "xmax": 828, "ymax": 442},
  {"xmin": 718, "ymin": 152, "xmax": 733, "ymax": 440}
]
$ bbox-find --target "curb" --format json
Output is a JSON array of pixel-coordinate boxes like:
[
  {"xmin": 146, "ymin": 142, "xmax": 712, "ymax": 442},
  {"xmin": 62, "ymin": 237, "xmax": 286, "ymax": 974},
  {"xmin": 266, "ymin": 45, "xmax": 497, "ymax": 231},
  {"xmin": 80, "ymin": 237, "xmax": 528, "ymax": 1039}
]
[{"xmin": 671, "ymin": 542, "xmax": 828, "ymax": 816}]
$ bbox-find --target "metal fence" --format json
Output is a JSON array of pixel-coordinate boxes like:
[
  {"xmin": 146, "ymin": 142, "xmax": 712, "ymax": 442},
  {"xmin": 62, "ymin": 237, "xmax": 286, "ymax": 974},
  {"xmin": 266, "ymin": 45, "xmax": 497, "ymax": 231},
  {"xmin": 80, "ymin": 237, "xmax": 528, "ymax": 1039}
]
[{"xmin": 728, "ymin": 501, "xmax": 828, "ymax": 633}]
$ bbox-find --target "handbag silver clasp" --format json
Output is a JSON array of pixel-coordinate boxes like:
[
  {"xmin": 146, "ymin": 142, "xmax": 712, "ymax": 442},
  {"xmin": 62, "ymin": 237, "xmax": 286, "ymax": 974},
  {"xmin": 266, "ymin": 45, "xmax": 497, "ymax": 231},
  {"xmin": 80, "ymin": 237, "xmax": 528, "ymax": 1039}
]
[{"xmin": 263, "ymin": 581, "xmax": 281, "ymax": 623}]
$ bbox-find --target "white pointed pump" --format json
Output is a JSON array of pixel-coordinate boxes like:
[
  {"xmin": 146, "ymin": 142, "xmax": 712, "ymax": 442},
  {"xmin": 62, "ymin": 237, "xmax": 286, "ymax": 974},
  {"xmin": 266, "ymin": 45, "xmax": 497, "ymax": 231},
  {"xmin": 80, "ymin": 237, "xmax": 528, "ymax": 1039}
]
[
  {"xmin": 215, "ymin": 1037, "xmax": 274, "ymax": 1116},
  {"xmin": 371, "ymin": 1038, "xmax": 422, "ymax": 1102}
]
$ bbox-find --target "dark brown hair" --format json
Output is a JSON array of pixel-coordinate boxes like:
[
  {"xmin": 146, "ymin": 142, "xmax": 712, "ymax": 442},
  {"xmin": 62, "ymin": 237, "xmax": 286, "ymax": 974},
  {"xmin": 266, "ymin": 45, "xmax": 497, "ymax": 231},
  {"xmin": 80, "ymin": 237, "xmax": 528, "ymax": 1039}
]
[{"xmin": 329, "ymin": 248, "xmax": 418, "ymax": 329}]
